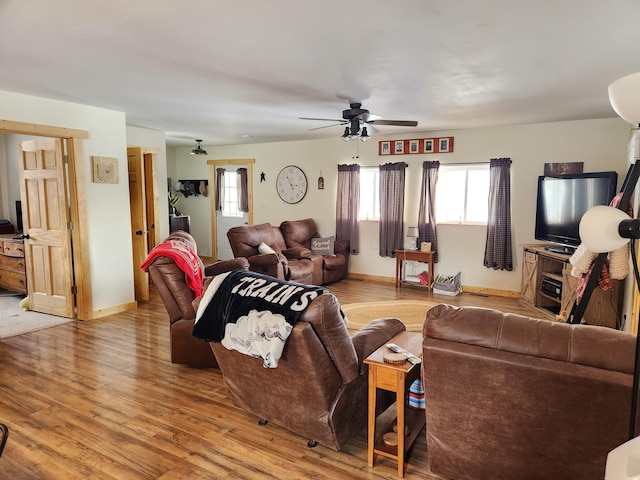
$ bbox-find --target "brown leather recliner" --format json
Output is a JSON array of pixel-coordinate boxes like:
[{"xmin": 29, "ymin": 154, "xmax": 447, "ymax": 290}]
[
  {"xmin": 146, "ymin": 231, "xmax": 250, "ymax": 367},
  {"xmin": 280, "ymin": 218, "xmax": 349, "ymax": 284},
  {"xmin": 423, "ymin": 303, "xmax": 634, "ymax": 480},
  {"xmin": 226, "ymin": 223, "xmax": 315, "ymax": 284},
  {"xmin": 210, "ymin": 292, "xmax": 406, "ymax": 450}
]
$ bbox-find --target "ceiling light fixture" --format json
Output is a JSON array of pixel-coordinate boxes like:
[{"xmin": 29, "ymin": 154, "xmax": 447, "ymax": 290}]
[
  {"xmin": 341, "ymin": 123, "xmax": 370, "ymax": 142},
  {"xmin": 190, "ymin": 139, "xmax": 207, "ymax": 155}
]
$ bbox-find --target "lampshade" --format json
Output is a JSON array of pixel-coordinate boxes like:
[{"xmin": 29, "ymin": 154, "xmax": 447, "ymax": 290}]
[
  {"xmin": 579, "ymin": 205, "xmax": 632, "ymax": 253},
  {"xmin": 190, "ymin": 139, "xmax": 207, "ymax": 155},
  {"xmin": 342, "ymin": 127, "xmax": 350, "ymax": 141},
  {"xmin": 609, "ymin": 72, "xmax": 640, "ymax": 125},
  {"xmin": 360, "ymin": 127, "xmax": 370, "ymax": 142}
]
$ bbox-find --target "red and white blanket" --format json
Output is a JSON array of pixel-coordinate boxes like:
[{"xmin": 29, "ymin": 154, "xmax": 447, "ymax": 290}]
[{"xmin": 140, "ymin": 239, "xmax": 205, "ymax": 297}]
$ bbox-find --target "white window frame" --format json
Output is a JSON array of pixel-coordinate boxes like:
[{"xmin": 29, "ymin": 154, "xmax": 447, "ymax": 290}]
[{"xmin": 436, "ymin": 163, "xmax": 490, "ymax": 225}]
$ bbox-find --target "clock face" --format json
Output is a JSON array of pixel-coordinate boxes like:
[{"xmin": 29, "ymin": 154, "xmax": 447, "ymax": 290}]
[{"xmin": 276, "ymin": 166, "xmax": 308, "ymax": 204}]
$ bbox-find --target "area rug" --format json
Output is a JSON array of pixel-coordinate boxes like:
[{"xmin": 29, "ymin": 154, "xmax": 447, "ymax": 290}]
[
  {"xmin": 342, "ymin": 300, "xmax": 438, "ymax": 332},
  {"xmin": 0, "ymin": 294, "xmax": 72, "ymax": 339}
]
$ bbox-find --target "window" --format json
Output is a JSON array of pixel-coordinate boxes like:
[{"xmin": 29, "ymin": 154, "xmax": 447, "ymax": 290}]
[
  {"xmin": 436, "ymin": 164, "xmax": 490, "ymax": 224},
  {"xmin": 222, "ymin": 170, "xmax": 243, "ymax": 217},
  {"xmin": 358, "ymin": 167, "xmax": 380, "ymax": 220}
]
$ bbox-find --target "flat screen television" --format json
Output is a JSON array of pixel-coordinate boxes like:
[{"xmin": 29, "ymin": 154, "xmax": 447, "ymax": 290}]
[{"xmin": 534, "ymin": 171, "xmax": 618, "ymax": 254}]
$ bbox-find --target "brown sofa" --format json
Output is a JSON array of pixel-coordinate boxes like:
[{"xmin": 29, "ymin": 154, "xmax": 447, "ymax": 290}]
[
  {"xmin": 226, "ymin": 222, "xmax": 315, "ymax": 284},
  {"xmin": 209, "ymin": 290, "xmax": 406, "ymax": 450},
  {"xmin": 146, "ymin": 231, "xmax": 250, "ymax": 367},
  {"xmin": 280, "ymin": 218, "xmax": 350, "ymax": 285},
  {"xmin": 226, "ymin": 219, "xmax": 349, "ymax": 285},
  {"xmin": 422, "ymin": 303, "xmax": 635, "ymax": 480}
]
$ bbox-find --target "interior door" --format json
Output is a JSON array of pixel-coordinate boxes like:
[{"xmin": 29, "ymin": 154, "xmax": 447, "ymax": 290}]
[
  {"xmin": 143, "ymin": 152, "xmax": 158, "ymax": 251},
  {"xmin": 18, "ymin": 138, "xmax": 75, "ymax": 318},
  {"xmin": 127, "ymin": 147, "xmax": 149, "ymax": 301}
]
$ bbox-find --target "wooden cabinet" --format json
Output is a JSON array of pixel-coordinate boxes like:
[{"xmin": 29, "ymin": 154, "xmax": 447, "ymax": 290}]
[
  {"xmin": 170, "ymin": 215, "xmax": 190, "ymax": 234},
  {"xmin": 520, "ymin": 244, "xmax": 623, "ymax": 328},
  {"xmin": 0, "ymin": 235, "xmax": 26, "ymax": 294}
]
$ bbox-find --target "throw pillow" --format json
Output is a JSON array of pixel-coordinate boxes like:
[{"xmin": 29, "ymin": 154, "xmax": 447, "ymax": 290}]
[
  {"xmin": 311, "ymin": 236, "xmax": 335, "ymax": 256},
  {"xmin": 258, "ymin": 242, "xmax": 276, "ymax": 255}
]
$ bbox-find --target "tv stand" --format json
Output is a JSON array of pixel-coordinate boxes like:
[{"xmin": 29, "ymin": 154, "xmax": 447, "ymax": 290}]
[
  {"xmin": 520, "ymin": 244, "xmax": 623, "ymax": 328},
  {"xmin": 544, "ymin": 245, "xmax": 576, "ymax": 255}
]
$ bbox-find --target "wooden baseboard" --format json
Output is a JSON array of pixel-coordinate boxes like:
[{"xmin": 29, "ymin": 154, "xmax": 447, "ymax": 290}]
[
  {"xmin": 87, "ymin": 301, "xmax": 138, "ymax": 320},
  {"xmin": 347, "ymin": 272, "xmax": 520, "ymax": 298}
]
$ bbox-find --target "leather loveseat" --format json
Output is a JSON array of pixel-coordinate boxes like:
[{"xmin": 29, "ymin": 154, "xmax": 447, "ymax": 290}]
[
  {"xmin": 207, "ymin": 284, "xmax": 406, "ymax": 450},
  {"xmin": 226, "ymin": 219, "xmax": 349, "ymax": 285},
  {"xmin": 422, "ymin": 303, "xmax": 634, "ymax": 480},
  {"xmin": 145, "ymin": 231, "xmax": 249, "ymax": 367}
]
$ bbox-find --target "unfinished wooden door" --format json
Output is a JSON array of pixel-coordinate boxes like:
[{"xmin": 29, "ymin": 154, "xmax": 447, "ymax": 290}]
[
  {"xmin": 127, "ymin": 147, "xmax": 149, "ymax": 301},
  {"xmin": 18, "ymin": 138, "xmax": 75, "ymax": 318}
]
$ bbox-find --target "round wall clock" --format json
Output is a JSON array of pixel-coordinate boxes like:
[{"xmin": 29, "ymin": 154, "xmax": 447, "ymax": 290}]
[{"xmin": 276, "ymin": 165, "xmax": 308, "ymax": 204}]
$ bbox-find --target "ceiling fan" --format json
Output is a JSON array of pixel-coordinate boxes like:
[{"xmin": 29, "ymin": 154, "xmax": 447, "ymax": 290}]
[{"xmin": 300, "ymin": 102, "xmax": 418, "ymax": 141}]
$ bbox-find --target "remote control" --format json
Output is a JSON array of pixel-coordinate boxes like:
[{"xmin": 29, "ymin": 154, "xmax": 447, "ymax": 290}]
[{"xmin": 386, "ymin": 343, "xmax": 401, "ymax": 353}]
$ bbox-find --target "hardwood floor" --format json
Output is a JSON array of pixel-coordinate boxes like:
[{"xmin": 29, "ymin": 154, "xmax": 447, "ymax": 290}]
[{"xmin": 0, "ymin": 278, "xmax": 540, "ymax": 479}]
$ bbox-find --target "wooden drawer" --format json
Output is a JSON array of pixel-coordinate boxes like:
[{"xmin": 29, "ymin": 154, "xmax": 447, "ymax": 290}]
[
  {"xmin": 2, "ymin": 240, "xmax": 25, "ymax": 257},
  {"xmin": 0, "ymin": 269, "xmax": 27, "ymax": 293},
  {"xmin": 0, "ymin": 254, "xmax": 26, "ymax": 273}
]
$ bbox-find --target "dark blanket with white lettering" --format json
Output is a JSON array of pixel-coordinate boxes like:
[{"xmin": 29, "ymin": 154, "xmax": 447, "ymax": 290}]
[{"xmin": 192, "ymin": 270, "xmax": 326, "ymax": 368}]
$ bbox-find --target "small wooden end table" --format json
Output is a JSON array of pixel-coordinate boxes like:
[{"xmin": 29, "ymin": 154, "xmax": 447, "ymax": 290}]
[
  {"xmin": 364, "ymin": 331, "xmax": 425, "ymax": 477},
  {"xmin": 394, "ymin": 249, "xmax": 435, "ymax": 291}
]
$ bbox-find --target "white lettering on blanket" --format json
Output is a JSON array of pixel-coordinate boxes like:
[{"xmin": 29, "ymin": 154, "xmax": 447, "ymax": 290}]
[{"xmin": 229, "ymin": 275, "xmax": 320, "ymax": 311}]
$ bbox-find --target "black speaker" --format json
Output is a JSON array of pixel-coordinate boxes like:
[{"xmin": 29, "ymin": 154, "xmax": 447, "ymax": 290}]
[{"xmin": 15, "ymin": 200, "xmax": 23, "ymax": 233}]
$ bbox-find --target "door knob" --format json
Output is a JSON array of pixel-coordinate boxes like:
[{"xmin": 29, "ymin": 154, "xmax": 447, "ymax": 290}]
[
  {"xmin": 135, "ymin": 230, "xmax": 143, "ymax": 236},
  {"xmin": 19, "ymin": 233, "xmax": 29, "ymax": 239}
]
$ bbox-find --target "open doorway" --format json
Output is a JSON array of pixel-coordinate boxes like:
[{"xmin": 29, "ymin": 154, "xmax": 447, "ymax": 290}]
[{"xmin": 208, "ymin": 159, "xmax": 254, "ymax": 261}]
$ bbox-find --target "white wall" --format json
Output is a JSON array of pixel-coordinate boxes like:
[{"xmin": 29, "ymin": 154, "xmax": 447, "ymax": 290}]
[
  {"xmin": 169, "ymin": 117, "xmax": 631, "ymax": 295},
  {"xmin": 0, "ymin": 90, "xmax": 135, "ymax": 312}
]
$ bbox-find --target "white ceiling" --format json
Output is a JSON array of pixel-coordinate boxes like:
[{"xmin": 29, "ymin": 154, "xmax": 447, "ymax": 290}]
[{"xmin": 1, "ymin": 0, "xmax": 639, "ymax": 147}]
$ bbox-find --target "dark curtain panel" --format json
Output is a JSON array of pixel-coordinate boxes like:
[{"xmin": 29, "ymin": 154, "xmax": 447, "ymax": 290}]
[
  {"xmin": 215, "ymin": 168, "xmax": 225, "ymax": 211},
  {"xmin": 336, "ymin": 164, "xmax": 360, "ymax": 254},
  {"xmin": 379, "ymin": 162, "xmax": 407, "ymax": 257},
  {"xmin": 237, "ymin": 168, "xmax": 249, "ymax": 212},
  {"xmin": 484, "ymin": 157, "xmax": 513, "ymax": 270},
  {"xmin": 418, "ymin": 161, "xmax": 440, "ymax": 262}
]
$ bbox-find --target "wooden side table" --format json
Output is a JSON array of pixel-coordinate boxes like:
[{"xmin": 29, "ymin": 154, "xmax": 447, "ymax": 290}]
[
  {"xmin": 364, "ymin": 331, "xmax": 425, "ymax": 477},
  {"xmin": 395, "ymin": 249, "xmax": 435, "ymax": 291}
]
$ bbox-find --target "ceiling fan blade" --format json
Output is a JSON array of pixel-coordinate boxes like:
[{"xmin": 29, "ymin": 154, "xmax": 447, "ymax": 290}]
[
  {"xmin": 308, "ymin": 122, "xmax": 347, "ymax": 131},
  {"xmin": 299, "ymin": 117, "xmax": 345, "ymax": 122},
  {"xmin": 357, "ymin": 112, "xmax": 381, "ymax": 123},
  {"xmin": 368, "ymin": 119, "xmax": 418, "ymax": 127}
]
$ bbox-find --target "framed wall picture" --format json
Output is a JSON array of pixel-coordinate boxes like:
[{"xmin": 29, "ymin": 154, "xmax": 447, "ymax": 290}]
[
  {"xmin": 92, "ymin": 156, "xmax": 119, "ymax": 184},
  {"xmin": 438, "ymin": 137, "xmax": 450, "ymax": 153},
  {"xmin": 379, "ymin": 141, "xmax": 391, "ymax": 155},
  {"xmin": 409, "ymin": 139, "xmax": 419, "ymax": 153},
  {"xmin": 424, "ymin": 139, "xmax": 434, "ymax": 153},
  {"xmin": 395, "ymin": 140, "xmax": 404, "ymax": 154}
]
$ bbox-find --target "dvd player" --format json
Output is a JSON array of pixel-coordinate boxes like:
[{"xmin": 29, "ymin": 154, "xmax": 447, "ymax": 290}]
[{"xmin": 541, "ymin": 277, "xmax": 562, "ymax": 300}]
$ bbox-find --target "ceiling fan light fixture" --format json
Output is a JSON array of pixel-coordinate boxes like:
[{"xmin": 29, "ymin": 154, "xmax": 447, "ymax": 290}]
[
  {"xmin": 342, "ymin": 127, "xmax": 351, "ymax": 141},
  {"xmin": 360, "ymin": 127, "xmax": 370, "ymax": 142},
  {"xmin": 190, "ymin": 139, "xmax": 208, "ymax": 155}
]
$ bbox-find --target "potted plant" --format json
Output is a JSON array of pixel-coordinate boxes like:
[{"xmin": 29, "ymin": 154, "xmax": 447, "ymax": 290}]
[{"xmin": 168, "ymin": 191, "xmax": 180, "ymax": 216}]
